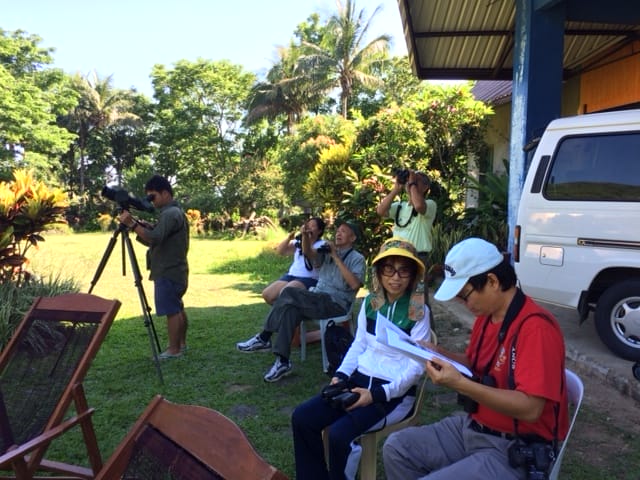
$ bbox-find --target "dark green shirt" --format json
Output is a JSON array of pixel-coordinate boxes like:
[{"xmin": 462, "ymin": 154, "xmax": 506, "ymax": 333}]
[{"xmin": 146, "ymin": 201, "xmax": 189, "ymax": 286}]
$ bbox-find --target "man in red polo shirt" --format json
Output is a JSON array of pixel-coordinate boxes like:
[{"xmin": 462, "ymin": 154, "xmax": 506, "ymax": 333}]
[{"xmin": 383, "ymin": 237, "xmax": 569, "ymax": 479}]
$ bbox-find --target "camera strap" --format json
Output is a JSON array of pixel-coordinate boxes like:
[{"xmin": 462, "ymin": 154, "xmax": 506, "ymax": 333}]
[
  {"xmin": 508, "ymin": 312, "xmax": 563, "ymax": 453},
  {"xmin": 394, "ymin": 203, "xmax": 417, "ymax": 228},
  {"xmin": 328, "ymin": 247, "xmax": 353, "ymax": 264},
  {"xmin": 304, "ymin": 255, "xmax": 313, "ymax": 271},
  {"xmin": 471, "ymin": 289, "xmax": 526, "ymax": 378}
]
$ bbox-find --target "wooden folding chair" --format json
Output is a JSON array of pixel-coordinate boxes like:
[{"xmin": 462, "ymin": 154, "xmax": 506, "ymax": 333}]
[
  {"xmin": 0, "ymin": 293, "xmax": 121, "ymax": 479},
  {"xmin": 96, "ymin": 395, "xmax": 288, "ymax": 480}
]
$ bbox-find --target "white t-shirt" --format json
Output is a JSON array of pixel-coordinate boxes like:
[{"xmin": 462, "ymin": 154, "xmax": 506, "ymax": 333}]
[{"xmin": 287, "ymin": 239, "xmax": 325, "ymax": 278}]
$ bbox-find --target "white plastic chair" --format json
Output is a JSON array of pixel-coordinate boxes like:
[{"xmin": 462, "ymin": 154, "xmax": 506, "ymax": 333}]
[
  {"xmin": 549, "ymin": 368, "xmax": 584, "ymax": 480},
  {"xmin": 299, "ymin": 306, "xmax": 354, "ymax": 373}
]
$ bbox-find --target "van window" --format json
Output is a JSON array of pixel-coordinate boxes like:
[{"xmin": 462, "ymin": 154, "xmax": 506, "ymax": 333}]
[{"xmin": 544, "ymin": 132, "xmax": 640, "ymax": 201}]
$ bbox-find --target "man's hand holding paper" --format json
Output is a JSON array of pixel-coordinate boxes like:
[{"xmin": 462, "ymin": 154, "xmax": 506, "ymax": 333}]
[
  {"xmin": 378, "ymin": 321, "xmax": 473, "ymax": 377},
  {"xmin": 425, "ymin": 355, "xmax": 466, "ymax": 388}
]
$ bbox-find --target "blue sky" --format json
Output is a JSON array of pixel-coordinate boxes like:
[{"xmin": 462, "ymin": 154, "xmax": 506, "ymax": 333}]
[{"xmin": 3, "ymin": 0, "xmax": 407, "ymax": 96}]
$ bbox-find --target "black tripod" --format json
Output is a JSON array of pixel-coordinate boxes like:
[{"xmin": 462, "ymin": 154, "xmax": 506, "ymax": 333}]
[{"xmin": 88, "ymin": 221, "xmax": 164, "ymax": 383}]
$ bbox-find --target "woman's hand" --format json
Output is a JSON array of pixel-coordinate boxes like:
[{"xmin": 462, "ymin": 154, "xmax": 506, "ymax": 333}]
[{"xmin": 346, "ymin": 387, "xmax": 372, "ymax": 410}]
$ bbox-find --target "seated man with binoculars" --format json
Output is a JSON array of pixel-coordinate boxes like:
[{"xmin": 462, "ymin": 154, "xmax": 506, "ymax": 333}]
[
  {"xmin": 237, "ymin": 220, "xmax": 365, "ymax": 383},
  {"xmin": 383, "ymin": 238, "xmax": 569, "ymax": 480}
]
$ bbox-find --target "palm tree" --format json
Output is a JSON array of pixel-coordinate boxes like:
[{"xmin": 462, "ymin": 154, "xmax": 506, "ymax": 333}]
[
  {"xmin": 64, "ymin": 72, "xmax": 138, "ymax": 195},
  {"xmin": 245, "ymin": 44, "xmax": 326, "ymax": 134},
  {"xmin": 299, "ymin": 0, "xmax": 390, "ymax": 118}
]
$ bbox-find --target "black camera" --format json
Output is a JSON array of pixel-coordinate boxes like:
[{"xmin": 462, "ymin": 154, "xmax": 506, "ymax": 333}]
[
  {"xmin": 294, "ymin": 233, "xmax": 302, "ymax": 250},
  {"xmin": 457, "ymin": 375, "xmax": 496, "ymax": 413},
  {"xmin": 321, "ymin": 381, "xmax": 360, "ymax": 410},
  {"xmin": 101, "ymin": 186, "xmax": 154, "ymax": 212},
  {"xmin": 316, "ymin": 243, "xmax": 332, "ymax": 254},
  {"xmin": 508, "ymin": 440, "xmax": 555, "ymax": 480},
  {"xmin": 392, "ymin": 167, "xmax": 411, "ymax": 185}
]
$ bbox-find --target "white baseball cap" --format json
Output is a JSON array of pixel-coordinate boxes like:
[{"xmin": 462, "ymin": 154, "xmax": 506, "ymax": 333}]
[{"xmin": 434, "ymin": 238, "xmax": 504, "ymax": 301}]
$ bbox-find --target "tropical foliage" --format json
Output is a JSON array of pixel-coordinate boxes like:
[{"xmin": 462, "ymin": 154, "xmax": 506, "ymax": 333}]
[
  {"xmin": 0, "ymin": 169, "xmax": 68, "ymax": 283},
  {"xmin": 0, "ymin": 29, "xmax": 76, "ymax": 180},
  {"xmin": 0, "ymin": 1, "xmax": 505, "ymax": 252},
  {"xmin": 297, "ymin": 0, "xmax": 390, "ymax": 118},
  {"xmin": 461, "ymin": 160, "xmax": 509, "ymax": 250}
]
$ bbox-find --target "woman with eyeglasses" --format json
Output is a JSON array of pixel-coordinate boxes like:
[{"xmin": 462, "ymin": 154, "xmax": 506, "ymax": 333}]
[{"xmin": 292, "ymin": 237, "xmax": 431, "ymax": 480}]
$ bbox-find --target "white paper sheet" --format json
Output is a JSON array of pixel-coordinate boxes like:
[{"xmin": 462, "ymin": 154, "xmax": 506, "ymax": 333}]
[{"xmin": 378, "ymin": 320, "xmax": 473, "ymax": 377}]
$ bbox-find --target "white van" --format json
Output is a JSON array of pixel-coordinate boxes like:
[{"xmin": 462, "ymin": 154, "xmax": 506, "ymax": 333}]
[{"xmin": 514, "ymin": 109, "xmax": 640, "ymax": 360}]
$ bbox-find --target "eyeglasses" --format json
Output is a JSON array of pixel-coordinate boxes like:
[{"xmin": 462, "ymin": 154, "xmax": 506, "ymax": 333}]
[
  {"xmin": 456, "ymin": 287, "xmax": 475, "ymax": 303},
  {"xmin": 380, "ymin": 264, "xmax": 413, "ymax": 278}
]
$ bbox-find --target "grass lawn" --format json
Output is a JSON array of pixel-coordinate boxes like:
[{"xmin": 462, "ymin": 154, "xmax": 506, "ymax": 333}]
[
  {"xmin": 19, "ymin": 230, "xmax": 630, "ymax": 479},
  {"xmin": 28, "ymin": 231, "xmax": 339, "ymax": 477}
]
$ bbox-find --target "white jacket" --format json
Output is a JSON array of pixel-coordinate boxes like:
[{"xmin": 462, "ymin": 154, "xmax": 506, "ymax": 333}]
[{"xmin": 336, "ymin": 299, "xmax": 431, "ymax": 401}]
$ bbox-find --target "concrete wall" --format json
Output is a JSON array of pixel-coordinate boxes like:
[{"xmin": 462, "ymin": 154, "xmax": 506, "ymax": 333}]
[{"xmin": 484, "ymin": 76, "xmax": 582, "ymax": 176}]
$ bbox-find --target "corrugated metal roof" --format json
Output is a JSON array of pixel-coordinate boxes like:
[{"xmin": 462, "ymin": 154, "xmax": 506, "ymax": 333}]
[
  {"xmin": 398, "ymin": 0, "xmax": 640, "ymax": 80},
  {"xmin": 470, "ymin": 80, "xmax": 512, "ymax": 105}
]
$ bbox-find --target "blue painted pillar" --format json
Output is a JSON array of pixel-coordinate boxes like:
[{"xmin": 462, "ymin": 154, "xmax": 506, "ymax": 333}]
[{"xmin": 507, "ymin": 0, "xmax": 565, "ymax": 254}]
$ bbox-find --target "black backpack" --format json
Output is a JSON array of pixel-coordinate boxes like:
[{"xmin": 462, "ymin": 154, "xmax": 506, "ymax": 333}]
[{"xmin": 324, "ymin": 320, "xmax": 354, "ymax": 376}]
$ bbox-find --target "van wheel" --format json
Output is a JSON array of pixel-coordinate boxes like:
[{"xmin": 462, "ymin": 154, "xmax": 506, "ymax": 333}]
[{"xmin": 595, "ymin": 281, "xmax": 640, "ymax": 360}]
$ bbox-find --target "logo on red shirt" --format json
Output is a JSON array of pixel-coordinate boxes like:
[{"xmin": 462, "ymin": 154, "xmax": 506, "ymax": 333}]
[{"xmin": 495, "ymin": 345, "xmax": 507, "ymax": 372}]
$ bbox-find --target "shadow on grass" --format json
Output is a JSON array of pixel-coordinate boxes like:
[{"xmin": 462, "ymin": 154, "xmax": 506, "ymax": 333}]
[
  {"xmin": 74, "ymin": 302, "xmax": 333, "ymax": 478},
  {"xmin": 229, "ymin": 281, "xmax": 265, "ymax": 296},
  {"xmin": 207, "ymin": 246, "xmax": 291, "ymax": 284}
]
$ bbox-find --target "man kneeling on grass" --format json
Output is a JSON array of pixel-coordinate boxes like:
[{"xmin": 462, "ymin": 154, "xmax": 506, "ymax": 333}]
[{"xmin": 236, "ymin": 220, "xmax": 365, "ymax": 382}]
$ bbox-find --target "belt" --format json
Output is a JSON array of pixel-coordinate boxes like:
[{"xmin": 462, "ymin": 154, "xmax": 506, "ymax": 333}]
[{"xmin": 470, "ymin": 419, "xmax": 515, "ymax": 440}]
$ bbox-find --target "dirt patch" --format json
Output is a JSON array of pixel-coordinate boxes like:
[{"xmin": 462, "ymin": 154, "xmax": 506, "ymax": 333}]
[
  {"xmin": 563, "ymin": 363, "xmax": 640, "ymax": 476},
  {"xmin": 431, "ymin": 303, "xmax": 640, "ymax": 476}
]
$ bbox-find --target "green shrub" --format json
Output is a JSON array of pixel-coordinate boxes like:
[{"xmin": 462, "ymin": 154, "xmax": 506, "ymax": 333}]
[
  {"xmin": 0, "ymin": 274, "xmax": 79, "ymax": 350},
  {"xmin": 462, "ymin": 162, "xmax": 509, "ymax": 250},
  {"xmin": 424, "ymin": 222, "xmax": 467, "ymax": 282}
]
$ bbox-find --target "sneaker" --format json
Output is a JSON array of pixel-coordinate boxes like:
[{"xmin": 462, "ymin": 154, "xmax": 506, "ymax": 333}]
[
  {"xmin": 236, "ymin": 334, "xmax": 272, "ymax": 353},
  {"xmin": 263, "ymin": 358, "xmax": 292, "ymax": 383},
  {"xmin": 158, "ymin": 350, "xmax": 183, "ymax": 360}
]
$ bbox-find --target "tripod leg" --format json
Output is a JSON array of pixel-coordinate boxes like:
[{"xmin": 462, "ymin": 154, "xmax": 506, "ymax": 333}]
[
  {"xmin": 88, "ymin": 228, "xmax": 122, "ymax": 294},
  {"xmin": 122, "ymin": 230, "xmax": 164, "ymax": 384},
  {"xmin": 90, "ymin": 225, "xmax": 164, "ymax": 383}
]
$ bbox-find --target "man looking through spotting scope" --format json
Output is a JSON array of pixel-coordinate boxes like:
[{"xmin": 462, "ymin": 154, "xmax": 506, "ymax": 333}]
[{"xmin": 119, "ymin": 174, "xmax": 189, "ymax": 360}]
